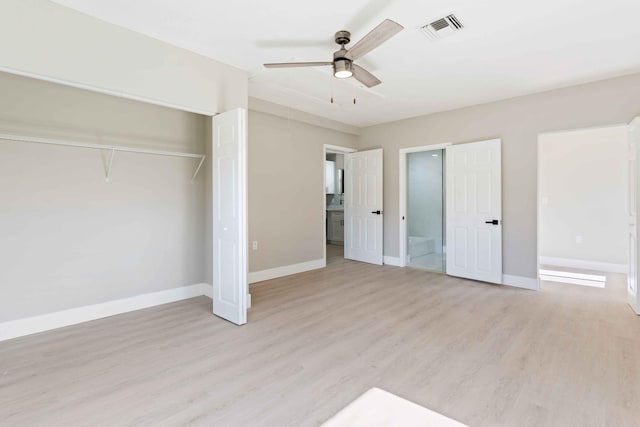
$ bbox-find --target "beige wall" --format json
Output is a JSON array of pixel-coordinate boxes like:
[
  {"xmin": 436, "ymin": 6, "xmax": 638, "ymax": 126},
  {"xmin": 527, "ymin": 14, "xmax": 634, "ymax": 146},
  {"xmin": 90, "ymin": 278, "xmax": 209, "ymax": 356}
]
[
  {"xmin": 539, "ymin": 125, "xmax": 628, "ymax": 265},
  {"xmin": 358, "ymin": 72, "xmax": 640, "ymax": 279},
  {"xmin": 0, "ymin": 0, "xmax": 248, "ymax": 115},
  {"xmin": 247, "ymin": 107, "xmax": 358, "ymax": 272},
  {"xmin": 0, "ymin": 72, "xmax": 207, "ymax": 322},
  {"xmin": 1, "ymin": 0, "xmax": 250, "ymax": 296}
]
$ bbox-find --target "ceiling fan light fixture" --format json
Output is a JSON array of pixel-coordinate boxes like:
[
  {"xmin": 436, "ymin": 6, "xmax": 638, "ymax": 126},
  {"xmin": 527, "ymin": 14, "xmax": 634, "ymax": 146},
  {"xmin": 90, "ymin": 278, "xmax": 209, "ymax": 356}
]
[{"xmin": 333, "ymin": 59, "xmax": 353, "ymax": 79}]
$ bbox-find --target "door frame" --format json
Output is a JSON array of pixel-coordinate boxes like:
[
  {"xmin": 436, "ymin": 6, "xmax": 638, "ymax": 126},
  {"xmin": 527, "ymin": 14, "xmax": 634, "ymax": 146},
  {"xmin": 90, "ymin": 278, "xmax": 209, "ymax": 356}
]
[
  {"xmin": 398, "ymin": 143, "xmax": 451, "ymax": 268},
  {"xmin": 323, "ymin": 144, "xmax": 357, "ymax": 265}
]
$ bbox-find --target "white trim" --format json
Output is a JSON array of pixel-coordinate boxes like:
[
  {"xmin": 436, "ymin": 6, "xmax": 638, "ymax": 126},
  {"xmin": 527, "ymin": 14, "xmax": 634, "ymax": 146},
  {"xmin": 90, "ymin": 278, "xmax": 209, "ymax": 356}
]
[
  {"xmin": 383, "ymin": 256, "xmax": 402, "ymax": 267},
  {"xmin": 0, "ymin": 283, "xmax": 208, "ymax": 342},
  {"xmin": 325, "ymin": 144, "xmax": 358, "ymax": 154},
  {"xmin": 323, "ymin": 144, "xmax": 357, "ymax": 265},
  {"xmin": 539, "ymin": 275, "xmax": 606, "ymax": 288},
  {"xmin": 399, "ymin": 143, "xmax": 452, "ymax": 267},
  {"xmin": 248, "ymin": 258, "xmax": 326, "ymax": 284},
  {"xmin": 539, "ymin": 256, "xmax": 628, "ymax": 273},
  {"xmin": 539, "ymin": 269, "xmax": 606, "ymax": 282},
  {"xmin": 502, "ymin": 274, "xmax": 540, "ymax": 290},
  {"xmin": 0, "ymin": 66, "xmax": 216, "ymax": 117},
  {"xmin": 200, "ymin": 283, "xmax": 213, "ymax": 299}
]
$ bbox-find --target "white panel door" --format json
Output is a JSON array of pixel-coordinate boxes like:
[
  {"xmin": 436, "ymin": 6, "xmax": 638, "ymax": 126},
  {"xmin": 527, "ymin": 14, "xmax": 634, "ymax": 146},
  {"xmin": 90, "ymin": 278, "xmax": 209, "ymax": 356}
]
[
  {"xmin": 212, "ymin": 108, "xmax": 248, "ymax": 325},
  {"xmin": 628, "ymin": 118, "xmax": 640, "ymax": 314},
  {"xmin": 345, "ymin": 149, "xmax": 383, "ymax": 265},
  {"xmin": 446, "ymin": 139, "xmax": 502, "ymax": 284}
]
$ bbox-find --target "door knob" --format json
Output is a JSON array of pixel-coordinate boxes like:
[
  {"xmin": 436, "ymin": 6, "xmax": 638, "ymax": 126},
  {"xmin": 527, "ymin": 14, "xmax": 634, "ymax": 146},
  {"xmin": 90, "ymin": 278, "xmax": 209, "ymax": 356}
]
[
  {"xmin": 485, "ymin": 219, "xmax": 499, "ymax": 225},
  {"xmin": 371, "ymin": 210, "xmax": 382, "ymax": 215}
]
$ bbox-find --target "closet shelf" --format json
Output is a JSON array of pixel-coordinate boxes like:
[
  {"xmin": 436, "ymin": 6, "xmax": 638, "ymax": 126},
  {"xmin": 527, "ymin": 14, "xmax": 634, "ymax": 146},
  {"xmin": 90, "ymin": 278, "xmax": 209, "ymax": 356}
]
[{"xmin": 0, "ymin": 133, "xmax": 206, "ymax": 182}]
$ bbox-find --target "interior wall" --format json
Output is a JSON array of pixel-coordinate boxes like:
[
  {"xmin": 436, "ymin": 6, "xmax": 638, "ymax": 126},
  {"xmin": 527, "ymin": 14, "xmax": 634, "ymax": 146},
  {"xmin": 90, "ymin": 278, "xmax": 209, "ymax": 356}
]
[
  {"xmin": 407, "ymin": 151, "xmax": 443, "ymax": 252},
  {"xmin": 539, "ymin": 125, "xmax": 628, "ymax": 266},
  {"xmin": 1, "ymin": 0, "xmax": 250, "ymax": 292},
  {"xmin": 358, "ymin": 71, "xmax": 640, "ymax": 280},
  {"xmin": 0, "ymin": 0, "xmax": 248, "ymax": 115},
  {"xmin": 248, "ymin": 109, "xmax": 358, "ymax": 273},
  {"xmin": 0, "ymin": 72, "xmax": 207, "ymax": 322}
]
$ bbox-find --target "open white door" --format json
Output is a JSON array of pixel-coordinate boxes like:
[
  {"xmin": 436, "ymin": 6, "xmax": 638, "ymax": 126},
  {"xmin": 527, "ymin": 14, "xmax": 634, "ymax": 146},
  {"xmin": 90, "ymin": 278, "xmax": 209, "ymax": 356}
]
[
  {"xmin": 212, "ymin": 108, "xmax": 248, "ymax": 325},
  {"xmin": 446, "ymin": 139, "xmax": 502, "ymax": 284},
  {"xmin": 345, "ymin": 149, "xmax": 383, "ymax": 265},
  {"xmin": 628, "ymin": 118, "xmax": 640, "ymax": 314}
]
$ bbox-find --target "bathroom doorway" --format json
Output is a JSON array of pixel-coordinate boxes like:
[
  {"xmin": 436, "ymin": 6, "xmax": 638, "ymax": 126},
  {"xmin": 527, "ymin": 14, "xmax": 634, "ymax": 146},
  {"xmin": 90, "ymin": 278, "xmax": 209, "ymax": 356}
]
[
  {"xmin": 323, "ymin": 144, "xmax": 356, "ymax": 264},
  {"xmin": 399, "ymin": 144, "xmax": 450, "ymax": 272}
]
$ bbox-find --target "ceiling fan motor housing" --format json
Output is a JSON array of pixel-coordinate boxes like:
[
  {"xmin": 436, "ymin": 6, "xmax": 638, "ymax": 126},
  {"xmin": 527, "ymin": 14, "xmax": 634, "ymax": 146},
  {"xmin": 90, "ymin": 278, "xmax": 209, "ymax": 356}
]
[{"xmin": 334, "ymin": 30, "xmax": 351, "ymax": 46}]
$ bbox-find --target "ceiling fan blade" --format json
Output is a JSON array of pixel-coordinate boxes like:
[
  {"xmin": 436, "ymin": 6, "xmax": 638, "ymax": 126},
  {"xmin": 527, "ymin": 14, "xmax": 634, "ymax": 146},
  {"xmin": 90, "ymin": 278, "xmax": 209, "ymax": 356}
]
[
  {"xmin": 264, "ymin": 62, "xmax": 332, "ymax": 68},
  {"xmin": 352, "ymin": 64, "xmax": 381, "ymax": 88},
  {"xmin": 345, "ymin": 19, "xmax": 403, "ymax": 61}
]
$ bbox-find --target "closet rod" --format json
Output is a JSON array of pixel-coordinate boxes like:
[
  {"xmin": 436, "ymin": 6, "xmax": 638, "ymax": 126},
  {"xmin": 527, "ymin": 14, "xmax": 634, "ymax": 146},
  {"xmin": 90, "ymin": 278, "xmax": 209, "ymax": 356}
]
[{"xmin": 0, "ymin": 133, "xmax": 206, "ymax": 182}]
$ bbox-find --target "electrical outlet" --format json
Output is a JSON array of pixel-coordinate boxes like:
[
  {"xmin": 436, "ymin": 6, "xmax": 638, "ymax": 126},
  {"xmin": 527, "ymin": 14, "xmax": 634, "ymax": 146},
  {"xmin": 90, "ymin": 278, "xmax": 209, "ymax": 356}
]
[{"xmin": 252, "ymin": 241, "xmax": 258, "ymax": 250}]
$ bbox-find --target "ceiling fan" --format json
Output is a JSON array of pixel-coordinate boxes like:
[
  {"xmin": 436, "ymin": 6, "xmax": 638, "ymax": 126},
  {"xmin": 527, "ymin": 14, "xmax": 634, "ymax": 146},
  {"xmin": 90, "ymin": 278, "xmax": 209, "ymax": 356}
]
[{"xmin": 263, "ymin": 19, "xmax": 404, "ymax": 88}]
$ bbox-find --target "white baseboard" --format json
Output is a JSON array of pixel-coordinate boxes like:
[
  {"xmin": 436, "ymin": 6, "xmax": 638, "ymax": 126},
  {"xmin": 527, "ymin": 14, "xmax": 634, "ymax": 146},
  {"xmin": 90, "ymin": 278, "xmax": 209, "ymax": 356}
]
[
  {"xmin": 539, "ymin": 275, "xmax": 606, "ymax": 288},
  {"xmin": 539, "ymin": 257, "xmax": 627, "ymax": 274},
  {"xmin": 539, "ymin": 269, "xmax": 606, "ymax": 282},
  {"xmin": 502, "ymin": 274, "xmax": 539, "ymax": 291},
  {"xmin": 200, "ymin": 283, "xmax": 213, "ymax": 298},
  {"xmin": 249, "ymin": 258, "xmax": 326, "ymax": 284},
  {"xmin": 0, "ymin": 283, "xmax": 207, "ymax": 342},
  {"xmin": 383, "ymin": 256, "xmax": 402, "ymax": 267}
]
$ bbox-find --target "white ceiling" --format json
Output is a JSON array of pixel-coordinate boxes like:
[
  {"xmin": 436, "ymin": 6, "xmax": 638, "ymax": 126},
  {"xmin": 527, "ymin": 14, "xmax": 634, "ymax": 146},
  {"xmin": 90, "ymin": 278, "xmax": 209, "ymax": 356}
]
[{"xmin": 52, "ymin": 0, "xmax": 640, "ymax": 127}]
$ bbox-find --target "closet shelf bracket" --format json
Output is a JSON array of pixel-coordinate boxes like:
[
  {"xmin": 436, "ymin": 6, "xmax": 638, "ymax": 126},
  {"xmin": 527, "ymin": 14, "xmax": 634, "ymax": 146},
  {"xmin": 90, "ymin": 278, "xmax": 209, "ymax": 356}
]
[{"xmin": 105, "ymin": 148, "xmax": 115, "ymax": 182}]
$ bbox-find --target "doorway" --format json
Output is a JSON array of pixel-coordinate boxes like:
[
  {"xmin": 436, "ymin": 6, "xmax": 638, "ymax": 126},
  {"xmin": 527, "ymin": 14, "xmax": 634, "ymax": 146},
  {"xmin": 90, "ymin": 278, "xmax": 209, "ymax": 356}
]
[
  {"xmin": 407, "ymin": 150, "xmax": 445, "ymax": 271},
  {"xmin": 400, "ymin": 139, "xmax": 503, "ymax": 284},
  {"xmin": 399, "ymin": 144, "xmax": 450, "ymax": 272},
  {"xmin": 537, "ymin": 125, "xmax": 629, "ymax": 292},
  {"xmin": 326, "ymin": 151, "xmax": 345, "ymax": 261},
  {"xmin": 323, "ymin": 144, "xmax": 356, "ymax": 265}
]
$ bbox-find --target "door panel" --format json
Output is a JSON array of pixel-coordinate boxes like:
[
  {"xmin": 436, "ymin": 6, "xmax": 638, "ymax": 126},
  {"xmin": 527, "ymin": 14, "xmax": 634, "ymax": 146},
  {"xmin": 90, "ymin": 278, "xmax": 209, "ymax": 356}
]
[
  {"xmin": 345, "ymin": 149, "xmax": 383, "ymax": 265},
  {"xmin": 446, "ymin": 139, "xmax": 502, "ymax": 284},
  {"xmin": 212, "ymin": 108, "xmax": 248, "ymax": 325}
]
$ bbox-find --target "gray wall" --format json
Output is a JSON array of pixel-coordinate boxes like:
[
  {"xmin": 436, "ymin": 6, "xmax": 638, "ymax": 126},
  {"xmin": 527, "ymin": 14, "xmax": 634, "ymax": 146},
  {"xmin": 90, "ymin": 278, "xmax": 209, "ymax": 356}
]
[
  {"xmin": 248, "ymin": 109, "xmax": 358, "ymax": 272},
  {"xmin": 0, "ymin": 72, "xmax": 207, "ymax": 321},
  {"xmin": 359, "ymin": 72, "xmax": 640, "ymax": 279},
  {"xmin": 2, "ymin": 0, "xmax": 250, "ymax": 308}
]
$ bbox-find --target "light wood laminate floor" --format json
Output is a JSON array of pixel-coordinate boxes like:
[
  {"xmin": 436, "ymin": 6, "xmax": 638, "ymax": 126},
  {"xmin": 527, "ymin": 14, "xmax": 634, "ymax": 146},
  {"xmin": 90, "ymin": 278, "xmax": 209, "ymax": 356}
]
[{"xmin": 1, "ymin": 258, "xmax": 639, "ymax": 427}]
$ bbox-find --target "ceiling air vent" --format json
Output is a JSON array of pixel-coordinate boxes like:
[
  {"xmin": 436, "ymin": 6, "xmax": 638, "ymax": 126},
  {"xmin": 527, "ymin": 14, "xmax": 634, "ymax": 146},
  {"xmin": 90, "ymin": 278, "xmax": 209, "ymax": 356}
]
[{"xmin": 420, "ymin": 14, "xmax": 464, "ymax": 40}]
